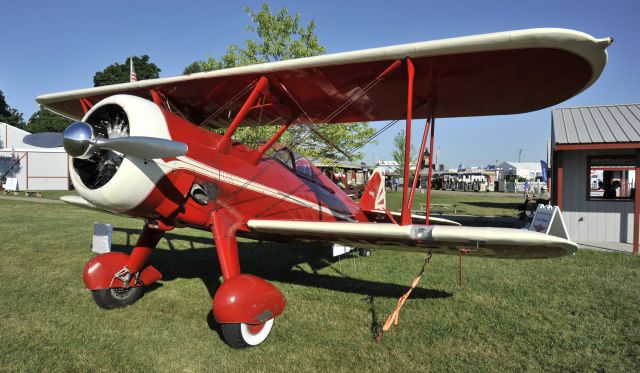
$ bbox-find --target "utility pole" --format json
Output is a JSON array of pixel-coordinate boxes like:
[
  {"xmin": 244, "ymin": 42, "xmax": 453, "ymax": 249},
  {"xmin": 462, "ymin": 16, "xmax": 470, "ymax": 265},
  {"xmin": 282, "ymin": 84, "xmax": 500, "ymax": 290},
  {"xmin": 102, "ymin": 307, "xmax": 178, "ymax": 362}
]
[{"xmin": 517, "ymin": 148, "xmax": 523, "ymax": 163}]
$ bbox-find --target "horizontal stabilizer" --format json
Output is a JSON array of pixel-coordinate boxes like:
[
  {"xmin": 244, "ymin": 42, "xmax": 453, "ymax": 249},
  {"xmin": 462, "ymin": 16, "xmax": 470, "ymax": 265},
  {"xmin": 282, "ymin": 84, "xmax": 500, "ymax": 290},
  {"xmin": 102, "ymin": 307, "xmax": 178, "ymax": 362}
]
[{"xmin": 364, "ymin": 209, "xmax": 461, "ymax": 226}]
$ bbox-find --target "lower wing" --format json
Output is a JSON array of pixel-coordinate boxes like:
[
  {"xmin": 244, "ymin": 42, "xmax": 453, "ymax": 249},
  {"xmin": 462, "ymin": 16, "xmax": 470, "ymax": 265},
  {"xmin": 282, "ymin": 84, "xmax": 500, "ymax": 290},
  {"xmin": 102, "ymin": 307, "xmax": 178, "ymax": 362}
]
[{"xmin": 246, "ymin": 220, "xmax": 577, "ymax": 259}]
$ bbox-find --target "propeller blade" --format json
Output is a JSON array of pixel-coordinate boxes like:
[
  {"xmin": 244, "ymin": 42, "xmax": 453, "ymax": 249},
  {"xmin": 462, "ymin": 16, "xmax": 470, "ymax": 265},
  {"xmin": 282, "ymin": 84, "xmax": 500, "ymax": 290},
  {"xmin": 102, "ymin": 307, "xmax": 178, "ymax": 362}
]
[
  {"xmin": 22, "ymin": 132, "xmax": 63, "ymax": 148},
  {"xmin": 95, "ymin": 136, "xmax": 188, "ymax": 159}
]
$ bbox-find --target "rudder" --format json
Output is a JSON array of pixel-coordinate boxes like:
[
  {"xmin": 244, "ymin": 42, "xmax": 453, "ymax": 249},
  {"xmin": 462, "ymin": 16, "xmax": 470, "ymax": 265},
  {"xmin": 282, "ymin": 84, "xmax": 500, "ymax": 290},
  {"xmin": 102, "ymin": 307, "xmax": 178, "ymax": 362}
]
[{"xmin": 359, "ymin": 168, "xmax": 386, "ymax": 211}]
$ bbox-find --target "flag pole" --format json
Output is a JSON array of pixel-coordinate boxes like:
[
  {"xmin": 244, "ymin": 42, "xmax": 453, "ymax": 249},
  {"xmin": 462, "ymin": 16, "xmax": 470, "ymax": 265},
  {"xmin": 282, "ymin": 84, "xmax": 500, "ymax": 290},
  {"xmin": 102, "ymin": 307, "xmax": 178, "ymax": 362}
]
[{"xmin": 129, "ymin": 56, "xmax": 137, "ymax": 82}]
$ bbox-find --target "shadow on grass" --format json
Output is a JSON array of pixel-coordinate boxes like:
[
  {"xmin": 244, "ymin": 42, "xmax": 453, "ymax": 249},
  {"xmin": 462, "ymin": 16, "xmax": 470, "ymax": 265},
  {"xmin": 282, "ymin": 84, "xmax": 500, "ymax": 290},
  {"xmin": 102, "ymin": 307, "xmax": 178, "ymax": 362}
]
[{"xmin": 112, "ymin": 228, "xmax": 452, "ymax": 301}]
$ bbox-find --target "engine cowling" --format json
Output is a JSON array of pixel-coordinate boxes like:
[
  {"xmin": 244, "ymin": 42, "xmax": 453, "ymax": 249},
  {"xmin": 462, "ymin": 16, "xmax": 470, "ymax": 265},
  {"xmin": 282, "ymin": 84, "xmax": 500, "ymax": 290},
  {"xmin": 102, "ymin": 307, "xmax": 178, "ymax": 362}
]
[{"xmin": 69, "ymin": 95, "xmax": 186, "ymax": 216}]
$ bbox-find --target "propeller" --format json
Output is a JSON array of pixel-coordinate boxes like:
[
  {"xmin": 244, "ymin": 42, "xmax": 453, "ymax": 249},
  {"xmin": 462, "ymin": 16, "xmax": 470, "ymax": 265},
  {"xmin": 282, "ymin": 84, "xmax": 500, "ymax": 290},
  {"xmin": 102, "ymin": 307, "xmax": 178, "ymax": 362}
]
[
  {"xmin": 93, "ymin": 136, "xmax": 188, "ymax": 159},
  {"xmin": 22, "ymin": 132, "xmax": 63, "ymax": 148},
  {"xmin": 25, "ymin": 121, "xmax": 188, "ymax": 159}
]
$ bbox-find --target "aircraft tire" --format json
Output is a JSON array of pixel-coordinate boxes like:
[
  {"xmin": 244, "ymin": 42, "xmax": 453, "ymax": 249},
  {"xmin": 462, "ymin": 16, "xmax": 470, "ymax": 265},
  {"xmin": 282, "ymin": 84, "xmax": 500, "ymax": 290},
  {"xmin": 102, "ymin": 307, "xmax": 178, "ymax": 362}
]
[
  {"xmin": 91, "ymin": 287, "xmax": 144, "ymax": 309},
  {"xmin": 358, "ymin": 248, "xmax": 372, "ymax": 257},
  {"xmin": 220, "ymin": 319, "xmax": 274, "ymax": 348}
]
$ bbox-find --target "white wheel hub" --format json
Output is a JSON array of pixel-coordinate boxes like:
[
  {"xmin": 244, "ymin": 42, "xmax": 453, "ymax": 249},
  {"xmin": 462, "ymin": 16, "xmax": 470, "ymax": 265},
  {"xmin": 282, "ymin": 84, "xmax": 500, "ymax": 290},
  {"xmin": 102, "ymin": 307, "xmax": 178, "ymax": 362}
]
[{"xmin": 239, "ymin": 319, "xmax": 274, "ymax": 346}]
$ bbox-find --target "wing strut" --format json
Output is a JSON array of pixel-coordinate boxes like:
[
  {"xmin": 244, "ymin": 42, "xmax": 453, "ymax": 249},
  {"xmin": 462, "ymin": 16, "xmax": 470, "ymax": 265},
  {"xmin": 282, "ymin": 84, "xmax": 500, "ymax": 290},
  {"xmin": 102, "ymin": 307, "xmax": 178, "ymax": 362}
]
[
  {"xmin": 399, "ymin": 58, "xmax": 437, "ymax": 226},
  {"xmin": 79, "ymin": 98, "xmax": 93, "ymax": 114},
  {"xmin": 408, "ymin": 115, "xmax": 431, "ymax": 214},
  {"xmin": 217, "ymin": 76, "xmax": 269, "ymax": 153},
  {"xmin": 424, "ymin": 118, "xmax": 436, "ymax": 224},
  {"xmin": 249, "ymin": 120, "xmax": 292, "ymax": 164},
  {"xmin": 400, "ymin": 58, "xmax": 415, "ymax": 225}
]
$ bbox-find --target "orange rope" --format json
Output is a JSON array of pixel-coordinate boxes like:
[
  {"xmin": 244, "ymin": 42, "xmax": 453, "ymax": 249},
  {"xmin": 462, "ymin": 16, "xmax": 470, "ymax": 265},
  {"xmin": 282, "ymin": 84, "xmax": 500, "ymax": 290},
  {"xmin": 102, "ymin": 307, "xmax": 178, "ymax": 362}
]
[{"xmin": 376, "ymin": 251, "xmax": 431, "ymax": 342}]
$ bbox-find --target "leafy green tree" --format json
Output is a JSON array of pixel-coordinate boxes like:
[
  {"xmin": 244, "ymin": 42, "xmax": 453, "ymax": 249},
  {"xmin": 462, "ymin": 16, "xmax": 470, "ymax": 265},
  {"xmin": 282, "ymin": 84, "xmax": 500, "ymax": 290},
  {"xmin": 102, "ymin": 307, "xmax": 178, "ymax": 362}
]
[
  {"xmin": 0, "ymin": 90, "xmax": 25, "ymax": 128},
  {"xmin": 26, "ymin": 108, "xmax": 72, "ymax": 133},
  {"xmin": 93, "ymin": 55, "xmax": 161, "ymax": 87},
  {"xmin": 183, "ymin": 60, "xmax": 206, "ymax": 74},
  {"xmin": 392, "ymin": 129, "xmax": 416, "ymax": 175},
  {"xmin": 184, "ymin": 3, "xmax": 375, "ymax": 162}
]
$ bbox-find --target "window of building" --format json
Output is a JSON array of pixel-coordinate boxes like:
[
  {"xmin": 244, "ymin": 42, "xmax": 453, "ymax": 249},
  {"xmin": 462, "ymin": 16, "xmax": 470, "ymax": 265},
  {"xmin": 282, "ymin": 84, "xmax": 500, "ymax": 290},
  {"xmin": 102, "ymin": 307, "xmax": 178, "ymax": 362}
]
[{"xmin": 587, "ymin": 156, "xmax": 636, "ymax": 201}]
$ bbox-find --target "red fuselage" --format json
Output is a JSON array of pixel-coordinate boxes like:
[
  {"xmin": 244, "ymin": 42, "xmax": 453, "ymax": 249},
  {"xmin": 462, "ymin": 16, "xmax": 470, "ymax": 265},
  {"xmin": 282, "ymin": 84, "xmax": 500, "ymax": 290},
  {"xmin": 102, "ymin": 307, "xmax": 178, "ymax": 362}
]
[{"xmin": 132, "ymin": 109, "xmax": 370, "ymax": 234}]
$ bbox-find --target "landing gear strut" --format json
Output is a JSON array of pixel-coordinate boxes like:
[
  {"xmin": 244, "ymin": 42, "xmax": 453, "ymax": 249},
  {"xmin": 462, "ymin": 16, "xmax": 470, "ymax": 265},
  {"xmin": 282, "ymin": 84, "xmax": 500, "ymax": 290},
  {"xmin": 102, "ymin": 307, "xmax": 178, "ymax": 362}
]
[
  {"xmin": 210, "ymin": 209, "xmax": 286, "ymax": 348},
  {"xmin": 83, "ymin": 223, "xmax": 165, "ymax": 309}
]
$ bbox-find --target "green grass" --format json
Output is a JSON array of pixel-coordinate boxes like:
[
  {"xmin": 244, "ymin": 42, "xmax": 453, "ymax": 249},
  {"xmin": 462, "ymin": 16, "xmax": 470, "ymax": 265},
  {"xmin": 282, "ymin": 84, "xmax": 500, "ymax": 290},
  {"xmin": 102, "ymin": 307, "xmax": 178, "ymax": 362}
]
[
  {"xmin": 386, "ymin": 190, "xmax": 524, "ymax": 217},
  {"xmin": 1, "ymin": 199, "xmax": 639, "ymax": 372},
  {"xmin": 1, "ymin": 189, "xmax": 78, "ymax": 201},
  {"xmin": 39, "ymin": 189, "xmax": 79, "ymax": 200}
]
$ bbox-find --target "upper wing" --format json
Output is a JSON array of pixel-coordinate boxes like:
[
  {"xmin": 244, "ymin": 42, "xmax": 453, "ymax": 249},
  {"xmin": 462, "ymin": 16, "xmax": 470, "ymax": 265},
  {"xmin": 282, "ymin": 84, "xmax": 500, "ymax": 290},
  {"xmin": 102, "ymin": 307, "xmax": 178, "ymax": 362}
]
[
  {"xmin": 37, "ymin": 28, "xmax": 611, "ymax": 128},
  {"xmin": 246, "ymin": 219, "xmax": 578, "ymax": 259}
]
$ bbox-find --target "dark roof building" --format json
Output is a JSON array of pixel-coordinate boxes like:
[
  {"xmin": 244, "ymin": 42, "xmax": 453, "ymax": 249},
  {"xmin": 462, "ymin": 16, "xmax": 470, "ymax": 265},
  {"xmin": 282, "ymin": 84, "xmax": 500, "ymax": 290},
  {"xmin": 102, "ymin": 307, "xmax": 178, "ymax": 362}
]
[
  {"xmin": 551, "ymin": 104, "xmax": 640, "ymax": 254},
  {"xmin": 553, "ymin": 104, "xmax": 640, "ymax": 144}
]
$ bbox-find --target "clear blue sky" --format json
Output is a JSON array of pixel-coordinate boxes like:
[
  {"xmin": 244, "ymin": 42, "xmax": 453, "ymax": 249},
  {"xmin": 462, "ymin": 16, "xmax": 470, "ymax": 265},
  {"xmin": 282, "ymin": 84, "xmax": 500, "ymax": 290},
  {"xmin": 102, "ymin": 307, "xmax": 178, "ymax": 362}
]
[{"xmin": 2, "ymin": 0, "xmax": 638, "ymax": 167}]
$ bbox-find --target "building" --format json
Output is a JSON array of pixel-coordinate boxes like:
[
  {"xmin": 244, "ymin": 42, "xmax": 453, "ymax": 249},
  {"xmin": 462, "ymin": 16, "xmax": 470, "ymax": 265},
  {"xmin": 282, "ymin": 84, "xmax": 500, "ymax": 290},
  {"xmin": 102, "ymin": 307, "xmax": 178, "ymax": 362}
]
[
  {"xmin": 497, "ymin": 161, "xmax": 542, "ymax": 181},
  {"xmin": 551, "ymin": 104, "xmax": 640, "ymax": 254},
  {"xmin": 313, "ymin": 161, "xmax": 369, "ymax": 188},
  {"xmin": 370, "ymin": 160, "xmax": 400, "ymax": 176},
  {"xmin": 427, "ymin": 170, "xmax": 492, "ymax": 191},
  {"xmin": 0, "ymin": 122, "xmax": 69, "ymax": 191}
]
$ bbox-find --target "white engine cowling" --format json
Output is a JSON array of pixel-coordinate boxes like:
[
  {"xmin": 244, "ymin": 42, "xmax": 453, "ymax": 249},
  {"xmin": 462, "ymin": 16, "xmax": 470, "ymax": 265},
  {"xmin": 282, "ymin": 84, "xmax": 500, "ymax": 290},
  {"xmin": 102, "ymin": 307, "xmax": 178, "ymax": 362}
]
[{"xmin": 69, "ymin": 95, "xmax": 173, "ymax": 213}]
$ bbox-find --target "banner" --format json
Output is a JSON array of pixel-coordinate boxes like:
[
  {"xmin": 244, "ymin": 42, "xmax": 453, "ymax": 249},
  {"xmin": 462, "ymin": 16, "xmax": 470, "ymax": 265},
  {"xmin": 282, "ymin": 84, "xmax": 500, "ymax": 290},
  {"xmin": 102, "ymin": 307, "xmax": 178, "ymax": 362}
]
[{"xmin": 540, "ymin": 160, "xmax": 548, "ymax": 182}]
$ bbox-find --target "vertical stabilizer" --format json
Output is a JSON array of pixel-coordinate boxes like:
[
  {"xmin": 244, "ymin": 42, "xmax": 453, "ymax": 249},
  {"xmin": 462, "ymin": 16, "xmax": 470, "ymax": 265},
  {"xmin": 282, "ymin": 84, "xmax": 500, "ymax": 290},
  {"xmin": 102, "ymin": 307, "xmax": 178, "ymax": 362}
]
[{"xmin": 359, "ymin": 168, "xmax": 386, "ymax": 211}]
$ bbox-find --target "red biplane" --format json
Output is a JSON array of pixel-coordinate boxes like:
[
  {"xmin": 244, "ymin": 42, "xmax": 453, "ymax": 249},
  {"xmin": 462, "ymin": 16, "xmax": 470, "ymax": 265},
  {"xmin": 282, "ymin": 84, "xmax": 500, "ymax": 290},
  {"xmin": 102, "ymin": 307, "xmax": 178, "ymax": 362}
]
[{"xmin": 29, "ymin": 28, "xmax": 611, "ymax": 347}]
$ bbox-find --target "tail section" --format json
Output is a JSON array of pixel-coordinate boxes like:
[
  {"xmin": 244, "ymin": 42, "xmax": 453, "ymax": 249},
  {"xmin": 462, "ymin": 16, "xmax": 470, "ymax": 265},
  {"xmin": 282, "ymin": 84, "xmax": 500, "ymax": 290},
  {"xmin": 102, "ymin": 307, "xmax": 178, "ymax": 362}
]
[{"xmin": 359, "ymin": 168, "xmax": 386, "ymax": 211}]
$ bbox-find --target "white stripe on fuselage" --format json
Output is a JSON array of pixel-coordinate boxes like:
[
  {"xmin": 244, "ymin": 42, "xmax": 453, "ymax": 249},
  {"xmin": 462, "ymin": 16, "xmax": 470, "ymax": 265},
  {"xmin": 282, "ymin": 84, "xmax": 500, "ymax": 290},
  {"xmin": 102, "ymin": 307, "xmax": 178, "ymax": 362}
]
[{"xmin": 158, "ymin": 156, "xmax": 356, "ymax": 221}]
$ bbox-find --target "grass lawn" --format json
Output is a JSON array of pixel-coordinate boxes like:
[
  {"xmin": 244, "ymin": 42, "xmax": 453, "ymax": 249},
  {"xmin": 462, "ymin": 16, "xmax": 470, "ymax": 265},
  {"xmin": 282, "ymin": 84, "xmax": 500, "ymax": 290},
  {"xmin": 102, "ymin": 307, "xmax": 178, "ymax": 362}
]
[
  {"xmin": 32, "ymin": 189, "xmax": 79, "ymax": 200},
  {"xmin": 385, "ymin": 190, "xmax": 524, "ymax": 217},
  {"xmin": 1, "ymin": 197, "xmax": 639, "ymax": 372}
]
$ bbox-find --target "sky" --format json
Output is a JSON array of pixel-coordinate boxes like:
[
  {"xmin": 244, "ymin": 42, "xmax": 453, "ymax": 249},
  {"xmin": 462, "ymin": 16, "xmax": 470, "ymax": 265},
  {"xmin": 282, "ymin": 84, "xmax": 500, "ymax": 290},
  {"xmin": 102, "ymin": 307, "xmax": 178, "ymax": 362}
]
[{"xmin": 2, "ymin": 0, "xmax": 639, "ymax": 168}]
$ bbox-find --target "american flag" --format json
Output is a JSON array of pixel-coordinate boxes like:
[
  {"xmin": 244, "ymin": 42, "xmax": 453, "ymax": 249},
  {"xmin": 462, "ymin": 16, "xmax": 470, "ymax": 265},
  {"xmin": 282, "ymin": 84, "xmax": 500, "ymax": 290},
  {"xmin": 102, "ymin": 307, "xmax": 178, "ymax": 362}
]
[{"xmin": 130, "ymin": 57, "xmax": 138, "ymax": 82}]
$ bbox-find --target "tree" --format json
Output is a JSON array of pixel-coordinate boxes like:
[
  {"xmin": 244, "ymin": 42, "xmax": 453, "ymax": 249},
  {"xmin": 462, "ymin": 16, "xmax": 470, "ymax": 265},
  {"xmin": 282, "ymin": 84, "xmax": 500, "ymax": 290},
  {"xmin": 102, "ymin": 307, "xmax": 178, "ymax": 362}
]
[
  {"xmin": 0, "ymin": 90, "xmax": 25, "ymax": 128},
  {"xmin": 93, "ymin": 55, "xmax": 161, "ymax": 87},
  {"xmin": 391, "ymin": 129, "xmax": 416, "ymax": 175},
  {"xmin": 183, "ymin": 3, "xmax": 375, "ymax": 162},
  {"xmin": 26, "ymin": 108, "xmax": 72, "ymax": 133}
]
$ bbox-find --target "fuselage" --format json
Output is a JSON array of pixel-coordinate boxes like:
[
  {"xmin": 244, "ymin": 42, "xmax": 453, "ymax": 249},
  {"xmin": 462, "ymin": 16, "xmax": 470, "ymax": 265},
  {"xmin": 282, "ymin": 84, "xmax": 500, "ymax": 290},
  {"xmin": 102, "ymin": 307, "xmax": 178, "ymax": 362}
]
[{"xmin": 70, "ymin": 95, "xmax": 369, "ymax": 235}]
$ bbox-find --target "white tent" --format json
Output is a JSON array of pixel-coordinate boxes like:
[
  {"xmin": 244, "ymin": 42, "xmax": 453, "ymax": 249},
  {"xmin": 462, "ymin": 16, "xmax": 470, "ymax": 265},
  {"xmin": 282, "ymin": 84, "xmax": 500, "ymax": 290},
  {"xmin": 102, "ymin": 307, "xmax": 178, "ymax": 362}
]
[
  {"xmin": 1, "ymin": 122, "xmax": 69, "ymax": 191},
  {"xmin": 498, "ymin": 161, "xmax": 542, "ymax": 180}
]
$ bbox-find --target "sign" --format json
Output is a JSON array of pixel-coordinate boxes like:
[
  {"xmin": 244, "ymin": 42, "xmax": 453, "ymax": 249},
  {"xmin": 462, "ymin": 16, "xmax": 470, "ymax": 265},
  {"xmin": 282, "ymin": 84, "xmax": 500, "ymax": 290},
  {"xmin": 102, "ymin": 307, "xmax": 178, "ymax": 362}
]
[
  {"xmin": 4, "ymin": 177, "xmax": 18, "ymax": 191},
  {"xmin": 92, "ymin": 222, "xmax": 113, "ymax": 254},
  {"xmin": 332, "ymin": 243, "xmax": 355, "ymax": 257},
  {"xmin": 529, "ymin": 205, "xmax": 570, "ymax": 240}
]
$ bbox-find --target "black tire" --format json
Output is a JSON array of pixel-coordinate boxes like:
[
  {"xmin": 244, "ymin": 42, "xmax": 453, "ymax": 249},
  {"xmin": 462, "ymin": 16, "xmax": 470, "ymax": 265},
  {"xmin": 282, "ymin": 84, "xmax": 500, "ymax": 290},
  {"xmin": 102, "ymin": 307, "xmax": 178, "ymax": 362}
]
[
  {"xmin": 220, "ymin": 319, "xmax": 274, "ymax": 348},
  {"xmin": 358, "ymin": 248, "xmax": 372, "ymax": 257},
  {"xmin": 91, "ymin": 287, "xmax": 144, "ymax": 309}
]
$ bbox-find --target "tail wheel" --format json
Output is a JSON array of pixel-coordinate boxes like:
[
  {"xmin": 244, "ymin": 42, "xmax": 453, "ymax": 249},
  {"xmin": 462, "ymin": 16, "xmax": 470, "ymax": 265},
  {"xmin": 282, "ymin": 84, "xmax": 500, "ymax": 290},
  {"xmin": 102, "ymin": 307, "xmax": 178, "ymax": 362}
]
[
  {"xmin": 358, "ymin": 248, "xmax": 372, "ymax": 257},
  {"xmin": 91, "ymin": 287, "xmax": 144, "ymax": 309},
  {"xmin": 220, "ymin": 319, "xmax": 274, "ymax": 348}
]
